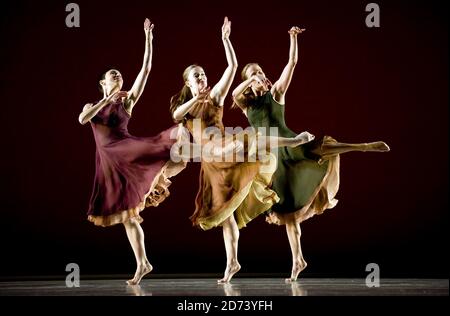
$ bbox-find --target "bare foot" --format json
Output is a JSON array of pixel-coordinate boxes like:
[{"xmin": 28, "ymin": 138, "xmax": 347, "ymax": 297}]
[
  {"xmin": 365, "ymin": 141, "xmax": 390, "ymax": 152},
  {"xmin": 292, "ymin": 132, "xmax": 315, "ymax": 147},
  {"xmin": 285, "ymin": 258, "xmax": 307, "ymax": 283},
  {"xmin": 217, "ymin": 262, "xmax": 241, "ymax": 284},
  {"xmin": 126, "ymin": 261, "xmax": 153, "ymax": 285}
]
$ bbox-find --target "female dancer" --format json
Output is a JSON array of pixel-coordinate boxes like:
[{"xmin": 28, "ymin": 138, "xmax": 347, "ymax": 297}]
[
  {"xmin": 232, "ymin": 26, "xmax": 390, "ymax": 282},
  {"xmin": 79, "ymin": 19, "xmax": 186, "ymax": 285},
  {"xmin": 170, "ymin": 18, "xmax": 312, "ymax": 283}
]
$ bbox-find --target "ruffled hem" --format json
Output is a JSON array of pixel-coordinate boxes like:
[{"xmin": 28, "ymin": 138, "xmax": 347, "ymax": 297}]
[
  {"xmin": 266, "ymin": 136, "xmax": 341, "ymax": 225},
  {"xmin": 193, "ymin": 152, "xmax": 279, "ymax": 230}
]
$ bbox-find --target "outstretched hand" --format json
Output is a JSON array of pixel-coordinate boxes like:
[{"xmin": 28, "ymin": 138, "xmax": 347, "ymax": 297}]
[
  {"xmin": 288, "ymin": 26, "xmax": 305, "ymax": 36},
  {"xmin": 109, "ymin": 91, "xmax": 128, "ymax": 103},
  {"xmin": 251, "ymin": 75, "xmax": 272, "ymax": 91},
  {"xmin": 196, "ymin": 87, "xmax": 211, "ymax": 103},
  {"xmin": 144, "ymin": 18, "xmax": 154, "ymax": 37},
  {"xmin": 222, "ymin": 16, "xmax": 231, "ymax": 39}
]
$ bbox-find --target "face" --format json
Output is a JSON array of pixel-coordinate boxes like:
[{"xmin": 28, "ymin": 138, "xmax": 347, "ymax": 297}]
[
  {"xmin": 186, "ymin": 66, "xmax": 207, "ymax": 94},
  {"xmin": 245, "ymin": 64, "xmax": 267, "ymax": 91},
  {"xmin": 101, "ymin": 69, "xmax": 123, "ymax": 92}
]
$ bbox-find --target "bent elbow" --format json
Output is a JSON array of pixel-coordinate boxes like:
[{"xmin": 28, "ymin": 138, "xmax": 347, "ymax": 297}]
[
  {"xmin": 172, "ymin": 112, "xmax": 182, "ymax": 122},
  {"xmin": 78, "ymin": 114, "xmax": 87, "ymax": 125}
]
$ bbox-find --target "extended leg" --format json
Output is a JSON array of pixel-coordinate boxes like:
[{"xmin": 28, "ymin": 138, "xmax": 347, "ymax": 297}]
[{"xmin": 316, "ymin": 141, "xmax": 390, "ymax": 156}]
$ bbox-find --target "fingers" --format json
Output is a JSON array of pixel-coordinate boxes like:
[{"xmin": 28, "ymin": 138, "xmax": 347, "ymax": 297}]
[
  {"xmin": 222, "ymin": 16, "xmax": 231, "ymax": 36},
  {"xmin": 197, "ymin": 87, "xmax": 211, "ymax": 101},
  {"xmin": 289, "ymin": 26, "xmax": 306, "ymax": 35},
  {"xmin": 115, "ymin": 91, "xmax": 128, "ymax": 99},
  {"xmin": 200, "ymin": 86, "xmax": 211, "ymax": 94},
  {"xmin": 254, "ymin": 76, "xmax": 262, "ymax": 85},
  {"xmin": 111, "ymin": 91, "xmax": 127, "ymax": 102},
  {"xmin": 144, "ymin": 18, "xmax": 154, "ymax": 31},
  {"xmin": 224, "ymin": 16, "xmax": 230, "ymax": 28}
]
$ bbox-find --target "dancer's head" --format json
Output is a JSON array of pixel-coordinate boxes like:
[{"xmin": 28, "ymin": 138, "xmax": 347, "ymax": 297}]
[
  {"xmin": 99, "ymin": 69, "xmax": 123, "ymax": 95},
  {"xmin": 170, "ymin": 64, "xmax": 207, "ymax": 118},
  {"xmin": 241, "ymin": 63, "xmax": 268, "ymax": 92},
  {"xmin": 185, "ymin": 65, "xmax": 208, "ymax": 95},
  {"xmin": 231, "ymin": 63, "xmax": 268, "ymax": 109}
]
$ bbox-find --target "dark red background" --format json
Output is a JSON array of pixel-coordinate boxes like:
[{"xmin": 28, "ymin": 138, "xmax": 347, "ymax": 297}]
[{"xmin": 0, "ymin": 0, "xmax": 447, "ymax": 278}]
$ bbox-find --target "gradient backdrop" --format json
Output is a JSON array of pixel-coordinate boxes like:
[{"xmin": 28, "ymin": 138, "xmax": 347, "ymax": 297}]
[{"xmin": 0, "ymin": 0, "xmax": 448, "ymax": 279}]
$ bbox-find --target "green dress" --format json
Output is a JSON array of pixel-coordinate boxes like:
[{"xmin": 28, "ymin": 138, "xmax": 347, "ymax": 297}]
[{"xmin": 246, "ymin": 92, "xmax": 340, "ymax": 224}]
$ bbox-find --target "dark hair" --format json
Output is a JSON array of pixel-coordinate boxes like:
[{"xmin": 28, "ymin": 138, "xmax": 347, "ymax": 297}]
[
  {"xmin": 231, "ymin": 63, "xmax": 260, "ymax": 110},
  {"xmin": 98, "ymin": 72, "xmax": 107, "ymax": 93},
  {"xmin": 169, "ymin": 64, "xmax": 200, "ymax": 122}
]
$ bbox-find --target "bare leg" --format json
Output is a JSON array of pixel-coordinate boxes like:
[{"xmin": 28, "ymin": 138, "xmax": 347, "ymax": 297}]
[
  {"xmin": 123, "ymin": 218, "xmax": 153, "ymax": 285},
  {"xmin": 261, "ymin": 135, "xmax": 309, "ymax": 150},
  {"xmin": 285, "ymin": 218, "xmax": 307, "ymax": 282},
  {"xmin": 218, "ymin": 215, "xmax": 241, "ymax": 283},
  {"xmin": 316, "ymin": 141, "xmax": 390, "ymax": 156}
]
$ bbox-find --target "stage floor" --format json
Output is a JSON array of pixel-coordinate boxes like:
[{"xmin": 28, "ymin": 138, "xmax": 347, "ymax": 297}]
[{"xmin": 0, "ymin": 278, "xmax": 447, "ymax": 296}]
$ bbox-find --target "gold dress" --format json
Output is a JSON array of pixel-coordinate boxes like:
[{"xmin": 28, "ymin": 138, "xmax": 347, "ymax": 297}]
[{"xmin": 183, "ymin": 99, "xmax": 279, "ymax": 230}]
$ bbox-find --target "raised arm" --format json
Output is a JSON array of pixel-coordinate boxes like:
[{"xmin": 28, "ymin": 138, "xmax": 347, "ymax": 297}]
[
  {"xmin": 210, "ymin": 17, "xmax": 238, "ymax": 106},
  {"xmin": 124, "ymin": 18, "xmax": 154, "ymax": 114},
  {"xmin": 271, "ymin": 26, "xmax": 305, "ymax": 104}
]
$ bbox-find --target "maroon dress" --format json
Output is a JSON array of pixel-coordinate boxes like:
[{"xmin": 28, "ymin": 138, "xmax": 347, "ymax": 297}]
[{"xmin": 86, "ymin": 100, "xmax": 186, "ymax": 227}]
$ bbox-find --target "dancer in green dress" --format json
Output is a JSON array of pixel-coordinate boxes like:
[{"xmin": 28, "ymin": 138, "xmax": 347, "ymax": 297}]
[{"xmin": 232, "ymin": 26, "xmax": 390, "ymax": 282}]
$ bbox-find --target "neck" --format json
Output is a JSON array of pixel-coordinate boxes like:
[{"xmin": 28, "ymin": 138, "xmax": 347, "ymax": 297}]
[
  {"xmin": 191, "ymin": 88, "xmax": 199, "ymax": 98},
  {"xmin": 104, "ymin": 86, "xmax": 119, "ymax": 99},
  {"xmin": 252, "ymin": 87, "xmax": 266, "ymax": 97}
]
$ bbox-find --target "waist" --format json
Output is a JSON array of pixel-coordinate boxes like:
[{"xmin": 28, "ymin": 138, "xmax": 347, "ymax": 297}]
[
  {"xmin": 93, "ymin": 129, "xmax": 130, "ymax": 146},
  {"xmin": 250, "ymin": 124, "xmax": 296, "ymax": 138}
]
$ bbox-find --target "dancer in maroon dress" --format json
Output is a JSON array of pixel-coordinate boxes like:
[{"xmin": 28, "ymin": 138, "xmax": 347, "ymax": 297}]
[{"xmin": 79, "ymin": 19, "xmax": 186, "ymax": 285}]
